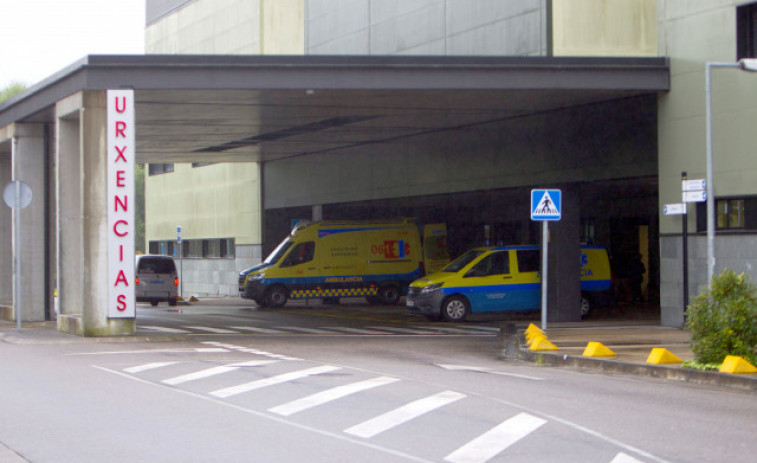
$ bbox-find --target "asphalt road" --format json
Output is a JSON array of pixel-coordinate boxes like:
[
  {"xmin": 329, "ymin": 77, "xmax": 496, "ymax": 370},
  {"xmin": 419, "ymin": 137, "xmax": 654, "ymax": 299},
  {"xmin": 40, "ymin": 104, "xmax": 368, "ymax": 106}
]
[{"xmin": 0, "ymin": 299, "xmax": 754, "ymax": 462}]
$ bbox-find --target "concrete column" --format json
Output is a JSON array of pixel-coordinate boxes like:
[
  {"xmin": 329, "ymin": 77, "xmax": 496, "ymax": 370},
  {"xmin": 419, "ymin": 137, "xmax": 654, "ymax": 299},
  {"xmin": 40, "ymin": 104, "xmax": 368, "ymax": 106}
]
[
  {"xmin": 56, "ymin": 94, "xmax": 84, "ymax": 323},
  {"xmin": 57, "ymin": 91, "xmax": 134, "ymax": 336},
  {"xmin": 10, "ymin": 123, "xmax": 47, "ymax": 322},
  {"xmin": 0, "ymin": 138, "xmax": 11, "ymax": 310},
  {"xmin": 547, "ymin": 185, "xmax": 581, "ymax": 323}
]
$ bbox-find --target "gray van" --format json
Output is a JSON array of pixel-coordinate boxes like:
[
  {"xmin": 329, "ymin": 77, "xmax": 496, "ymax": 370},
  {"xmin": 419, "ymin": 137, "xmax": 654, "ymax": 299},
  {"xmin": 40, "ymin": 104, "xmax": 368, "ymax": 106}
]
[{"xmin": 135, "ymin": 255, "xmax": 178, "ymax": 306}]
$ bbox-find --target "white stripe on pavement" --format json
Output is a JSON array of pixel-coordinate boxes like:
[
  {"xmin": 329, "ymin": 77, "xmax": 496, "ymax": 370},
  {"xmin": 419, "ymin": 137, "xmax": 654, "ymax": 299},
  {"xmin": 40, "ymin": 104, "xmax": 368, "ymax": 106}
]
[
  {"xmin": 443, "ymin": 412, "xmax": 546, "ymax": 463},
  {"xmin": 269, "ymin": 376, "xmax": 400, "ymax": 416},
  {"xmin": 345, "ymin": 390, "xmax": 466, "ymax": 438},
  {"xmin": 610, "ymin": 452, "xmax": 646, "ymax": 463},
  {"xmin": 284, "ymin": 327, "xmax": 337, "ymax": 335},
  {"xmin": 183, "ymin": 326, "xmax": 240, "ymax": 334},
  {"xmin": 162, "ymin": 360, "xmax": 276, "ymax": 386},
  {"xmin": 138, "ymin": 325, "xmax": 191, "ymax": 334},
  {"xmin": 210, "ymin": 365, "xmax": 341, "ymax": 398},
  {"xmin": 324, "ymin": 326, "xmax": 391, "ymax": 335},
  {"xmin": 231, "ymin": 326, "xmax": 288, "ymax": 334},
  {"xmin": 124, "ymin": 362, "xmax": 179, "ymax": 373}
]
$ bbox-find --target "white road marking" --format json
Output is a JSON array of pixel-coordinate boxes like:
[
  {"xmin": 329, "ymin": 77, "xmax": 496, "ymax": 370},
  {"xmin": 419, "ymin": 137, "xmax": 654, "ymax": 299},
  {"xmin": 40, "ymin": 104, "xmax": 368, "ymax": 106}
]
[
  {"xmin": 435, "ymin": 364, "xmax": 544, "ymax": 381},
  {"xmin": 283, "ymin": 326, "xmax": 337, "ymax": 335},
  {"xmin": 345, "ymin": 390, "xmax": 466, "ymax": 438},
  {"xmin": 269, "ymin": 376, "xmax": 400, "ymax": 416},
  {"xmin": 183, "ymin": 326, "xmax": 240, "ymax": 334},
  {"xmin": 69, "ymin": 347, "xmax": 228, "ymax": 356},
  {"xmin": 443, "ymin": 412, "xmax": 546, "ymax": 463},
  {"xmin": 231, "ymin": 326, "xmax": 288, "ymax": 334},
  {"xmin": 162, "ymin": 360, "xmax": 277, "ymax": 386},
  {"xmin": 210, "ymin": 365, "xmax": 341, "ymax": 398},
  {"xmin": 324, "ymin": 326, "xmax": 391, "ymax": 335},
  {"xmin": 611, "ymin": 452, "xmax": 646, "ymax": 463},
  {"xmin": 201, "ymin": 342, "xmax": 300, "ymax": 361},
  {"xmin": 138, "ymin": 325, "xmax": 191, "ymax": 334},
  {"xmin": 124, "ymin": 362, "xmax": 179, "ymax": 373}
]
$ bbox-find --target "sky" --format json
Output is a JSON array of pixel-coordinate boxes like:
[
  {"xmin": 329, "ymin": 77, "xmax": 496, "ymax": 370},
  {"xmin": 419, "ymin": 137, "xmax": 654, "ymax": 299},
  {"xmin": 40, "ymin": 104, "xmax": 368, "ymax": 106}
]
[{"xmin": 0, "ymin": 0, "xmax": 145, "ymax": 89}]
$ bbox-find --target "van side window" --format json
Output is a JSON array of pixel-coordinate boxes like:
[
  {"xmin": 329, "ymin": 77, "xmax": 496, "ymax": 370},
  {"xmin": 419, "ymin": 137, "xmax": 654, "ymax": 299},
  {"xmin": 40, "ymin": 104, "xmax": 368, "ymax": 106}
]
[
  {"xmin": 517, "ymin": 250, "xmax": 540, "ymax": 273},
  {"xmin": 281, "ymin": 242, "xmax": 315, "ymax": 267},
  {"xmin": 470, "ymin": 251, "xmax": 509, "ymax": 276}
]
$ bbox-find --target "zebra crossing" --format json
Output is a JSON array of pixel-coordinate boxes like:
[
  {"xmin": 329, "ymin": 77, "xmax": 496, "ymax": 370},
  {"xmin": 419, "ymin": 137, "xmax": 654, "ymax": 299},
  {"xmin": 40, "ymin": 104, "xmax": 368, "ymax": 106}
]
[
  {"xmin": 137, "ymin": 323, "xmax": 501, "ymax": 337},
  {"xmin": 105, "ymin": 342, "xmax": 650, "ymax": 463}
]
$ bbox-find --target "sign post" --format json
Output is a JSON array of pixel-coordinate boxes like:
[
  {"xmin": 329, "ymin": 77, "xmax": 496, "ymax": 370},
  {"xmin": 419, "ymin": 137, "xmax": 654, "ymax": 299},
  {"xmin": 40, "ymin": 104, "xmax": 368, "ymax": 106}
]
[
  {"xmin": 531, "ymin": 189, "xmax": 562, "ymax": 330},
  {"xmin": 177, "ymin": 226, "xmax": 183, "ymax": 300},
  {"xmin": 3, "ymin": 178, "xmax": 32, "ymax": 332}
]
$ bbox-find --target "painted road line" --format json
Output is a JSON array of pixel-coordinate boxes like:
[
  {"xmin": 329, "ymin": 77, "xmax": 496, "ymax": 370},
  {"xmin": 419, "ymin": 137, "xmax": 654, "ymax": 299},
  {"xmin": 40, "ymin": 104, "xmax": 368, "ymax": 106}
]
[
  {"xmin": 284, "ymin": 327, "xmax": 338, "ymax": 335},
  {"xmin": 611, "ymin": 453, "xmax": 645, "ymax": 463},
  {"xmin": 345, "ymin": 390, "xmax": 466, "ymax": 438},
  {"xmin": 210, "ymin": 365, "xmax": 341, "ymax": 399},
  {"xmin": 138, "ymin": 325, "xmax": 191, "ymax": 334},
  {"xmin": 162, "ymin": 360, "xmax": 277, "ymax": 386},
  {"xmin": 443, "ymin": 412, "xmax": 546, "ymax": 463},
  {"xmin": 183, "ymin": 326, "xmax": 240, "ymax": 334},
  {"xmin": 124, "ymin": 362, "xmax": 179, "ymax": 374},
  {"xmin": 269, "ymin": 376, "xmax": 400, "ymax": 417},
  {"xmin": 231, "ymin": 326, "xmax": 288, "ymax": 334},
  {"xmin": 324, "ymin": 326, "xmax": 393, "ymax": 335},
  {"xmin": 201, "ymin": 342, "xmax": 301, "ymax": 361},
  {"xmin": 365, "ymin": 326, "xmax": 441, "ymax": 335}
]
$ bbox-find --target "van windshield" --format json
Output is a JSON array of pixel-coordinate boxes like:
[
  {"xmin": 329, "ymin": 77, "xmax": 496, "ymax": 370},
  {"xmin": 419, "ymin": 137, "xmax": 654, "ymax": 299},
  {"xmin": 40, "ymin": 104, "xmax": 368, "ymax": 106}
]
[
  {"xmin": 442, "ymin": 249, "xmax": 486, "ymax": 272},
  {"xmin": 264, "ymin": 239, "xmax": 294, "ymax": 265}
]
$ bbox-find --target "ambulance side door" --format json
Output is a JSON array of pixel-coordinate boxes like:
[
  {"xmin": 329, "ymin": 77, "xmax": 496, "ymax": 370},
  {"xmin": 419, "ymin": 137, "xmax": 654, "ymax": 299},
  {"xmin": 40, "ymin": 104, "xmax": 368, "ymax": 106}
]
[{"xmin": 463, "ymin": 250, "xmax": 516, "ymax": 313}]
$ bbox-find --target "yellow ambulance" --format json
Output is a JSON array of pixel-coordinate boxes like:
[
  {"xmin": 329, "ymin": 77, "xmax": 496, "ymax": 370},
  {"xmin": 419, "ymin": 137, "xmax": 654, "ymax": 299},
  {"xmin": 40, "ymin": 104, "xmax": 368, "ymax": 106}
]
[
  {"xmin": 238, "ymin": 219, "xmax": 449, "ymax": 308},
  {"xmin": 406, "ymin": 245, "xmax": 611, "ymax": 321}
]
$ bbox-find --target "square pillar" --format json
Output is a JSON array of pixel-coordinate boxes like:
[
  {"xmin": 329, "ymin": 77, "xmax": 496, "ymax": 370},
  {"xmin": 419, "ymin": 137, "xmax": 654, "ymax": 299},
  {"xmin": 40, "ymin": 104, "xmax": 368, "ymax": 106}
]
[
  {"xmin": 547, "ymin": 185, "xmax": 581, "ymax": 323},
  {"xmin": 0, "ymin": 136, "xmax": 11, "ymax": 311},
  {"xmin": 10, "ymin": 123, "xmax": 47, "ymax": 322},
  {"xmin": 56, "ymin": 91, "xmax": 134, "ymax": 336}
]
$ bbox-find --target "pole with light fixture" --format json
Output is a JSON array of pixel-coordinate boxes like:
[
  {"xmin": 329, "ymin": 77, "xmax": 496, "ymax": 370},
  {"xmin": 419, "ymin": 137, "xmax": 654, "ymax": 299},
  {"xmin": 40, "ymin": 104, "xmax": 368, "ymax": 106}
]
[{"xmin": 704, "ymin": 58, "xmax": 757, "ymax": 287}]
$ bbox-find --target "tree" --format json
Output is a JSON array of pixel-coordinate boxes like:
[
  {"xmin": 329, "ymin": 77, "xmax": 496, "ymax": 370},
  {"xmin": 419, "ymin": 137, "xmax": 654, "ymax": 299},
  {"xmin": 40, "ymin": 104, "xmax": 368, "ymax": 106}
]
[{"xmin": 0, "ymin": 82, "xmax": 26, "ymax": 103}]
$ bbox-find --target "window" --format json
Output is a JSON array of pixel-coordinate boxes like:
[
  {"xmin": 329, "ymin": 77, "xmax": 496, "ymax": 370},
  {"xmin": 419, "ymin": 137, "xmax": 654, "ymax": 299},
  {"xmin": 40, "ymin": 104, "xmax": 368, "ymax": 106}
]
[
  {"xmin": 147, "ymin": 238, "xmax": 235, "ymax": 258},
  {"xmin": 280, "ymin": 242, "xmax": 315, "ymax": 267},
  {"xmin": 192, "ymin": 162, "xmax": 217, "ymax": 168},
  {"xmin": 470, "ymin": 251, "xmax": 509, "ymax": 276},
  {"xmin": 148, "ymin": 163, "xmax": 174, "ymax": 175},
  {"xmin": 517, "ymin": 250, "xmax": 540, "ymax": 273},
  {"xmin": 737, "ymin": 3, "xmax": 757, "ymax": 60},
  {"xmin": 697, "ymin": 197, "xmax": 757, "ymax": 231}
]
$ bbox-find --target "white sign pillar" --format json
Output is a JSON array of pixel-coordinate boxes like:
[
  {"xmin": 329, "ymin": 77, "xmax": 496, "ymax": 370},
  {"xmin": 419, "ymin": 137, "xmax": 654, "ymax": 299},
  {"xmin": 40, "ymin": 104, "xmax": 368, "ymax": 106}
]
[{"xmin": 107, "ymin": 90, "xmax": 135, "ymax": 318}]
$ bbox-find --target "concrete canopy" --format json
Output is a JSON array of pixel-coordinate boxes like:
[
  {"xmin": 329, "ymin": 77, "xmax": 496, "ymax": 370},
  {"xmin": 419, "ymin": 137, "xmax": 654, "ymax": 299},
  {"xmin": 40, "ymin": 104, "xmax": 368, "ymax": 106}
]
[{"xmin": 0, "ymin": 55, "xmax": 669, "ymax": 164}]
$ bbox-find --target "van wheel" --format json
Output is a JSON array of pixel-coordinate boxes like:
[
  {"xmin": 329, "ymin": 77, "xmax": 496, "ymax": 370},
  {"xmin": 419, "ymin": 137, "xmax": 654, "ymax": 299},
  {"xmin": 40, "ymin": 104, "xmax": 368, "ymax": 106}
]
[
  {"xmin": 265, "ymin": 286, "xmax": 288, "ymax": 308},
  {"xmin": 377, "ymin": 285, "xmax": 400, "ymax": 305},
  {"xmin": 580, "ymin": 294, "xmax": 592, "ymax": 318},
  {"xmin": 168, "ymin": 298, "xmax": 177, "ymax": 307},
  {"xmin": 150, "ymin": 301, "xmax": 159, "ymax": 307},
  {"xmin": 441, "ymin": 296, "xmax": 469, "ymax": 322}
]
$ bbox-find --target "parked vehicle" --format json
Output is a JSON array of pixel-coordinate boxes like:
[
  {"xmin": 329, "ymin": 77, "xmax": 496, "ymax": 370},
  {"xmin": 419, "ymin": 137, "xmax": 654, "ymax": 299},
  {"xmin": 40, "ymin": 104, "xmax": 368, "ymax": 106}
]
[
  {"xmin": 238, "ymin": 219, "xmax": 449, "ymax": 308},
  {"xmin": 406, "ymin": 245, "xmax": 611, "ymax": 321},
  {"xmin": 135, "ymin": 255, "xmax": 179, "ymax": 306}
]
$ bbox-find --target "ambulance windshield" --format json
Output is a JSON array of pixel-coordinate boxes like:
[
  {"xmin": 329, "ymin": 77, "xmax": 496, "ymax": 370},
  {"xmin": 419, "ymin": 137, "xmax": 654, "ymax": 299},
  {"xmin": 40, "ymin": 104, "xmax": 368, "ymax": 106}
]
[{"xmin": 264, "ymin": 239, "xmax": 294, "ymax": 265}]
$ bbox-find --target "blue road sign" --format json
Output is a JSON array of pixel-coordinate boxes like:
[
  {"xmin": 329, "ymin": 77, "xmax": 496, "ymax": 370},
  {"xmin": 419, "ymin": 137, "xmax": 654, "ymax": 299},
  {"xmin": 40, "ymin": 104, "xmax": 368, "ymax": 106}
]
[{"xmin": 531, "ymin": 189, "xmax": 562, "ymax": 221}]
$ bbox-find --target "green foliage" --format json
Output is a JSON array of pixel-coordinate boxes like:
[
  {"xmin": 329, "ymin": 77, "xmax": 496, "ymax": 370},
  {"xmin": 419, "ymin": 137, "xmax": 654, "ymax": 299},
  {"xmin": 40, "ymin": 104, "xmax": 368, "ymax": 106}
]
[
  {"xmin": 681, "ymin": 360, "xmax": 720, "ymax": 371},
  {"xmin": 686, "ymin": 269, "xmax": 757, "ymax": 365},
  {"xmin": 0, "ymin": 82, "xmax": 26, "ymax": 103}
]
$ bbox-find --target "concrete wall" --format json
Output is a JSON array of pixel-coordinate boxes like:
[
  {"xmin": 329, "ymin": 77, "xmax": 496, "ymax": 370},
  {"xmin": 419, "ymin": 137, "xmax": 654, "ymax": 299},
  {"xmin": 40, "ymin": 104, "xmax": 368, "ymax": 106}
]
[
  {"xmin": 552, "ymin": 0, "xmax": 657, "ymax": 57},
  {"xmin": 306, "ymin": 0, "xmax": 549, "ymax": 56},
  {"xmin": 657, "ymin": 0, "xmax": 757, "ymax": 325}
]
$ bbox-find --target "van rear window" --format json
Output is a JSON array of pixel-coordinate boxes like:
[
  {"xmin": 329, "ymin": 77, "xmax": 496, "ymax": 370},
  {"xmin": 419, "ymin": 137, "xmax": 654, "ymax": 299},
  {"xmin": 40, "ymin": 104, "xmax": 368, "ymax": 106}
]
[{"xmin": 138, "ymin": 258, "xmax": 176, "ymax": 274}]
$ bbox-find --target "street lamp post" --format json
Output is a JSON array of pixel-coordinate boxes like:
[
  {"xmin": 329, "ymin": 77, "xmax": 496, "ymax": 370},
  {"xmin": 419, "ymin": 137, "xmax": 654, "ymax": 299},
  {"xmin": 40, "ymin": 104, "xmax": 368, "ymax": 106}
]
[{"xmin": 704, "ymin": 59, "xmax": 757, "ymax": 286}]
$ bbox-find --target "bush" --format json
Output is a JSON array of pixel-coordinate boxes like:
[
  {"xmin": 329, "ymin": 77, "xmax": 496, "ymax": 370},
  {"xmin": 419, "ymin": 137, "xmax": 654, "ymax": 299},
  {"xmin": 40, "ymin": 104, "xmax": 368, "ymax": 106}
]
[{"xmin": 686, "ymin": 269, "xmax": 757, "ymax": 365}]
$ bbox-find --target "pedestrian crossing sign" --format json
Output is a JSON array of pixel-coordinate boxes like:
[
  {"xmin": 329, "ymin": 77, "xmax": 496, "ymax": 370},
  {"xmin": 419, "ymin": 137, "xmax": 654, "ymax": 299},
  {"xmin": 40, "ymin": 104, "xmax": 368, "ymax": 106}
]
[{"xmin": 531, "ymin": 189, "xmax": 562, "ymax": 221}]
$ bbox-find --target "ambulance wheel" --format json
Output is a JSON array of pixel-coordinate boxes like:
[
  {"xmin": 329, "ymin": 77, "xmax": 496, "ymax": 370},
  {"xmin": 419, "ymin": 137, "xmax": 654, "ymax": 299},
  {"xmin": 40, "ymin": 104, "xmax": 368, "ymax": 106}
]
[
  {"xmin": 377, "ymin": 285, "xmax": 400, "ymax": 305},
  {"xmin": 441, "ymin": 296, "xmax": 469, "ymax": 322},
  {"xmin": 150, "ymin": 301, "xmax": 159, "ymax": 307},
  {"xmin": 168, "ymin": 297, "xmax": 177, "ymax": 307},
  {"xmin": 265, "ymin": 286, "xmax": 288, "ymax": 308},
  {"xmin": 580, "ymin": 294, "xmax": 592, "ymax": 318}
]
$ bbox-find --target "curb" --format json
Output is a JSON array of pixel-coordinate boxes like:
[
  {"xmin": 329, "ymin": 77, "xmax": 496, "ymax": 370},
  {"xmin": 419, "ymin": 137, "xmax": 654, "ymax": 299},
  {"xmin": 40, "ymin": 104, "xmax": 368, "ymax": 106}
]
[{"xmin": 510, "ymin": 346, "xmax": 757, "ymax": 393}]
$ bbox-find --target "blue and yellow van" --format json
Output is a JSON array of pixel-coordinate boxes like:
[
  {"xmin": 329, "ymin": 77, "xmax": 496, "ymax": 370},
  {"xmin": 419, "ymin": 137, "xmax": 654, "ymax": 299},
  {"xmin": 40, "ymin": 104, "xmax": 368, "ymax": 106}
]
[{"xmin": 406, "ymin": 245, "xmax": 611, "ymax": 321}]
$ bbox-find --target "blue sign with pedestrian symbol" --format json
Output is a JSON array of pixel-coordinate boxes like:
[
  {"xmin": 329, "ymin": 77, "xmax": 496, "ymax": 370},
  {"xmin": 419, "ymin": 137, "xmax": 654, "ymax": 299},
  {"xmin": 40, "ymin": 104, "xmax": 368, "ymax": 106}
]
[{"xmin": 531, "ymin": 189, "xmax": 562, "ymax": 221}]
